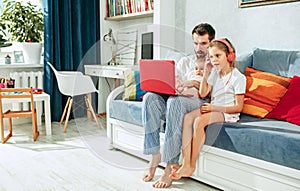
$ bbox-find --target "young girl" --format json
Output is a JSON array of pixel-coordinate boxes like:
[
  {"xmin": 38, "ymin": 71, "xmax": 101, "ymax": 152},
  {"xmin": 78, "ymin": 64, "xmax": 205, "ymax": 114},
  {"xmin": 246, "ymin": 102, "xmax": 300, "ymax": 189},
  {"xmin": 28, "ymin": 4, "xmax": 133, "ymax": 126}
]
[{"xmin": 170, "ymin": 38, "xmax": 246, "ymax": 179}]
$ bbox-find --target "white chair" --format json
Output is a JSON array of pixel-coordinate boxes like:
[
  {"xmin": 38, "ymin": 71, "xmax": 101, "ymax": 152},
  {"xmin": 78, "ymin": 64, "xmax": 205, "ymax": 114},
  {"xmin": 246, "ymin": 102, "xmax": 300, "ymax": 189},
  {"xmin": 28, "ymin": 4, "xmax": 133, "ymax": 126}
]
[{"xmin": 46, "ymin": 62, "xmax": 101, "ymax": 132}]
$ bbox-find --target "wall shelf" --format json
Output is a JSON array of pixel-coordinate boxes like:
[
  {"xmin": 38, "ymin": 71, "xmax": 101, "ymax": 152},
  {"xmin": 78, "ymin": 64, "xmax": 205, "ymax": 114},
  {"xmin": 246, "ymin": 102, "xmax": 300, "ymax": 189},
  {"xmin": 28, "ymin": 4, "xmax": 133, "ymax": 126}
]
[
  {"xmin": 0, "ymin": 64, "xmax": 43, "ymax": 69},
  {"xmin": 104, "ymin": 10, "xmax": 153, "ymax": 21}
]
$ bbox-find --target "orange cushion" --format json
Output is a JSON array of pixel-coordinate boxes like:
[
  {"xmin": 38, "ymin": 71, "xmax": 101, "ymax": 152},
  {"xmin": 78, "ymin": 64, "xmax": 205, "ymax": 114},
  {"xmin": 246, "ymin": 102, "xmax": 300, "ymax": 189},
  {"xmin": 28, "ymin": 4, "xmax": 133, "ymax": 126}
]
[{"xmin": 242, "ymin": 67, "xmax": 292, "ymax": 118}]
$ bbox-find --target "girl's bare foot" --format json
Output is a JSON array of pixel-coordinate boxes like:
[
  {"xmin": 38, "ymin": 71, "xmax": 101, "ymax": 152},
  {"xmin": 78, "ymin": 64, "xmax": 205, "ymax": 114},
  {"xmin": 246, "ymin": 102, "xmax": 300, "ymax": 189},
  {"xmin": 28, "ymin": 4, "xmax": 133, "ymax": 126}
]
[
  {"xmin": 171, "ymin": 164, "xmax": 181, "ymax": 173},
  {"xmin": 169, "ymin": 165, "xmax": 195, "ymax": 180},
  {"xmin": 142, "ymin": 153, "xmax": 161, "ymax": 182}
]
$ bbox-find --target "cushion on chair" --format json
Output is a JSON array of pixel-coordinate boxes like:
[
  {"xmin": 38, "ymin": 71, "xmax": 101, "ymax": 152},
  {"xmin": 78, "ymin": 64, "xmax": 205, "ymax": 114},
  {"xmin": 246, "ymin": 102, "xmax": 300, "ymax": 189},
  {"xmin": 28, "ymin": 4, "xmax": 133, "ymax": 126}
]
[
  {"xmin": 242, "ymin": 67, "xmax": 292, "ymax": 118},
  {"xmin": 123, "ymin": 71, "xmax": 147, "ymax": 101}
]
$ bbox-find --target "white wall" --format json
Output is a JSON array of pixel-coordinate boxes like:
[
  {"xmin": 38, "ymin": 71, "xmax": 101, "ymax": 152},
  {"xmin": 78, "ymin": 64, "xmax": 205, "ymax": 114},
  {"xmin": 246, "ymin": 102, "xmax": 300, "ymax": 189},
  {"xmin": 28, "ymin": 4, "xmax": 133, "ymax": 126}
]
[{"xmin": 181, "ymin": 0, "xmax": 300, "ymax": 55}]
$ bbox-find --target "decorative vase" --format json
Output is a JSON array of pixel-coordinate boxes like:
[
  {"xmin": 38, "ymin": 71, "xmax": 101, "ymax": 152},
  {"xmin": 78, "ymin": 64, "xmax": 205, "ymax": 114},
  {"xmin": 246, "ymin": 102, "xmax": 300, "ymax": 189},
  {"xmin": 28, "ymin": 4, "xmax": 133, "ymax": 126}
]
[{"xmin": 5, "ymin": 55, "xmax": 11, "ymax": 64}]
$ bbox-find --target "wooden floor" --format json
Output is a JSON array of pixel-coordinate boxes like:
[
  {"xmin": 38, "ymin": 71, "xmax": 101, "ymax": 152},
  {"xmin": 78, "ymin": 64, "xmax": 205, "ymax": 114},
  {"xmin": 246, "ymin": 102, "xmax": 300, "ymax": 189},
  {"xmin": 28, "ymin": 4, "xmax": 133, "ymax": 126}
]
[{"xmin": 0, "ymin": 117, "xmax": 220, "ymax": 191}]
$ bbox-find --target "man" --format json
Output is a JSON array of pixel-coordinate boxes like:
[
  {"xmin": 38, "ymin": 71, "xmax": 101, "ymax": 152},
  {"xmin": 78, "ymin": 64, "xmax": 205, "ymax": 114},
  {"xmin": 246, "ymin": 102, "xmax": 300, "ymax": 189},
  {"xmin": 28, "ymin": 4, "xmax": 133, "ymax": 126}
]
[{"xmin": 142, "ymin": 23, "xmax": 216, "ymax": 188}]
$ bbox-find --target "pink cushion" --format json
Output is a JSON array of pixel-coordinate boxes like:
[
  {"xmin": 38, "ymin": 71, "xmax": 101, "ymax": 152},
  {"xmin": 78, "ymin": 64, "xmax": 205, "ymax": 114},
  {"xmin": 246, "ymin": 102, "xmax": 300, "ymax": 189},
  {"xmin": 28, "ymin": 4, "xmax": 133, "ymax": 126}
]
[{"xmin": 266, "ymin": 75, "xmax": 300, "ymax": 126}]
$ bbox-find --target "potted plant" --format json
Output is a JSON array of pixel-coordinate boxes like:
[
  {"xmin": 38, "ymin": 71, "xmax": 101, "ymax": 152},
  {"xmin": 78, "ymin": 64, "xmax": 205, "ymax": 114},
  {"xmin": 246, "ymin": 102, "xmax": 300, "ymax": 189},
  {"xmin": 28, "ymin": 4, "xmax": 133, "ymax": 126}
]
[
  {"xmin": 0, "ymin": 22, "xmax": 12, "ymax": 64},
  {"xmin": 0, "ymin": 0, "xmax": 43, "ymax": 64},
  {"xmin": 0, "ymin": 22, "xmax": 12, "ymax": 48}
]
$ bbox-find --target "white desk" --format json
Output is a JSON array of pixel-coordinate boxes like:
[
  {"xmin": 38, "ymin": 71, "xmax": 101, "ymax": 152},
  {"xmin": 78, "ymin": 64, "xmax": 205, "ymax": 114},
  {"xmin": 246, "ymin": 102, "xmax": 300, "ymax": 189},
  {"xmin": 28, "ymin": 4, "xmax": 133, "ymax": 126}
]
[
  {"xmin": 85, "ymin": 64, "xmax": 138, "ymax": 78},
  {"xmin": 84, "ymin": 65, "xmax": 138, "ymax": 113},
  {"xmin": 2, "ymin": 93, "xmax": 52, "ymax": 135}
]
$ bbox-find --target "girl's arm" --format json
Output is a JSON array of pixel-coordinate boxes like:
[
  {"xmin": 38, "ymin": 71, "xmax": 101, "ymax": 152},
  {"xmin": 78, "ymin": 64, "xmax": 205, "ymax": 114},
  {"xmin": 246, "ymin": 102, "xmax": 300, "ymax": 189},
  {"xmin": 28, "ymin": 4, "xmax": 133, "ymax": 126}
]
[
  {"xmin": 199, "ymin": 72, "xmax": 211, "ymax": 98},
  {"xmin": 201, "ymin": 94, "xmax": 245, "ymax": 114},
  {"xmin": 199, "ymin": 57, "xmax": 213, "ymax": 98}
]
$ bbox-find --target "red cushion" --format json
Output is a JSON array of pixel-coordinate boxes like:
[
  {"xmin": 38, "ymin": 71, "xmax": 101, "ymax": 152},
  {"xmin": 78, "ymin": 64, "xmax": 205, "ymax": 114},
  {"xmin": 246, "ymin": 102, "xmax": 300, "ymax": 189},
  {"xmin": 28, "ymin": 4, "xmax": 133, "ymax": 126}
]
[{"xmin": 266, "ymin": 75, "xmax": 300, "ymax": 126}]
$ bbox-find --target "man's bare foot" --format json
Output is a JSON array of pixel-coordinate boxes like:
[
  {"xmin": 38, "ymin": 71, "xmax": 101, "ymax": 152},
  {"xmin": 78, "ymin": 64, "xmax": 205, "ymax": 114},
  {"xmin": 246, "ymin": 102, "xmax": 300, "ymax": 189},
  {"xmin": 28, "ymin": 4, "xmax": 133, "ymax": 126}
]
[
  {"xmin": 169, "ymin": 165, "xmax": 195, "ymax": 180},
  {"xmin": 152, "ymin": 173, "xmax": 172, "ymax": 188},
  {"xmin": 152, "ymin": 163, "xmax": 178, "ymax": 188},
  {"xmin": 142, "ymin": 153, "xmax": 161, "ymax": 182}
]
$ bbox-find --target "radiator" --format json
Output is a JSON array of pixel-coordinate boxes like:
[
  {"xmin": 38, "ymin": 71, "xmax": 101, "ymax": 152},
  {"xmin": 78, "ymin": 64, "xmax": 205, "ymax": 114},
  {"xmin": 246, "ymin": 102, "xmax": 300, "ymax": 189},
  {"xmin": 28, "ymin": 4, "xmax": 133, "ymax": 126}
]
[{"xmin": 9, "ymin": 71, "xmax": 44, "ymax": 110}]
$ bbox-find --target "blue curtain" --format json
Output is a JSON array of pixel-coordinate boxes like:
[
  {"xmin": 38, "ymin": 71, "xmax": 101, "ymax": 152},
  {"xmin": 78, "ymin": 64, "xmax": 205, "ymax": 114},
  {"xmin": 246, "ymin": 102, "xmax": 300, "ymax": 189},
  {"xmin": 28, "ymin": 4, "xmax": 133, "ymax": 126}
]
[{"xmin": 43, "ymin": 0, "xmax": 100, "ymax": 121}]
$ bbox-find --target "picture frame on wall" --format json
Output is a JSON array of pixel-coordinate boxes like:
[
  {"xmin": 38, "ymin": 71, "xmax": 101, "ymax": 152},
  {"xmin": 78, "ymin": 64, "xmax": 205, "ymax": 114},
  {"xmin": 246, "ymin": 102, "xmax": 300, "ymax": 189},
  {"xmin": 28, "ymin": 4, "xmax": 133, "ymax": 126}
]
[
  {"xmin": 239, "ymin": 0, "xmax": 300, "ymax": 8},
  {"xmin": 116, "ymin": 29, "xmax": 137, "ymax": 65},
  {"xmin": 14, "ymin": 51, "xmax": 24, "ymax": 63}
]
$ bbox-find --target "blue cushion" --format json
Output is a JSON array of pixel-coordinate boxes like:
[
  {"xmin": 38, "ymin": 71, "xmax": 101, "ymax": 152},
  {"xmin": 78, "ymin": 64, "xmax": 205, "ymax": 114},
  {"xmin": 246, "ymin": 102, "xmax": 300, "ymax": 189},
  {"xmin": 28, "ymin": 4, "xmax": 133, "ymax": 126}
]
[
  {"xmin": 288, "ymin": 56, "xmax": 300, "ymax": 77},
  {"xmin": 109, "ymin": 100, "xmax": 143, "ymax": 126},
  {"xmin": 206, "ymin": 115, "xmax": 300, "ymax": 170},
  {"xmin": 235, "ymin": 52, "xmax": 253, "ymax": 73},
  {"xmin": 252, "ymin": 48, "xmax": 300, "ymax": 77}
]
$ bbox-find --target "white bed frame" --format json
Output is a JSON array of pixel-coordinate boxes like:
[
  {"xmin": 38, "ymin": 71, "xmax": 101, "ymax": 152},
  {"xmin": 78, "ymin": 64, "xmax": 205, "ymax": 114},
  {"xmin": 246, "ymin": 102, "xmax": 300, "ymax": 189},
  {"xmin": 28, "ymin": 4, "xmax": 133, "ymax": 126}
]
[{"xmin": 106, "ymin": 86, "xmax": 300, "ymax": 191}]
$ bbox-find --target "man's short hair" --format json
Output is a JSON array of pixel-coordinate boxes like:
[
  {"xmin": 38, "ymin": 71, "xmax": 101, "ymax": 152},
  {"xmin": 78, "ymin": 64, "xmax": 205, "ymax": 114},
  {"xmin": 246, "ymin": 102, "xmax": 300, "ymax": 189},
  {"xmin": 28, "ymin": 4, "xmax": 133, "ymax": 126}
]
[{"xmin": 192, "ymin": 23, "xmax": 215, "ymax": 41}]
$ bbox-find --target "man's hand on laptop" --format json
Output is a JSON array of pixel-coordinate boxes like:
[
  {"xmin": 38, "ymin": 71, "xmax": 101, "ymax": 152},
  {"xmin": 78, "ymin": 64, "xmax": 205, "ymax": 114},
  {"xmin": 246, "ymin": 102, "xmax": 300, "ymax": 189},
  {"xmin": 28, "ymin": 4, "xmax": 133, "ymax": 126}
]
[
  {"xmin": 176, "ymin": 80, "xmax": 198, "ymax": 94},
  {"xmin": 175, "ymin": 75, "xmax": 184, "ymax": 90}
]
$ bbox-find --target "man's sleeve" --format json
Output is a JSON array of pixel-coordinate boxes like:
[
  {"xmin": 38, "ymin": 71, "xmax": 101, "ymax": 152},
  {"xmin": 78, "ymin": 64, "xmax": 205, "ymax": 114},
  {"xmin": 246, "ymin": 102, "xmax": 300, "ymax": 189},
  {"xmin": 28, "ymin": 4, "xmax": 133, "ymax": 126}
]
[
  {"xmin": 175, "ymin": 57, "xmax": 185, "ymax": 77},
  {"xmin": 175, "ymin": 57, "xmax": 191, "ymax": 81}
]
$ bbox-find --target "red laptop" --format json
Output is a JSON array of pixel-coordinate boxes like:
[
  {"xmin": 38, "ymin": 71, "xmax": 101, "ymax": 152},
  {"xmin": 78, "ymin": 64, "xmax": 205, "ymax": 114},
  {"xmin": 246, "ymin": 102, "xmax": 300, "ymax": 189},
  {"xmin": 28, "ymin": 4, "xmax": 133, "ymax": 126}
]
[{"xmin": 139, "ymin": 59, "xmax": 177, "ymax": 95}]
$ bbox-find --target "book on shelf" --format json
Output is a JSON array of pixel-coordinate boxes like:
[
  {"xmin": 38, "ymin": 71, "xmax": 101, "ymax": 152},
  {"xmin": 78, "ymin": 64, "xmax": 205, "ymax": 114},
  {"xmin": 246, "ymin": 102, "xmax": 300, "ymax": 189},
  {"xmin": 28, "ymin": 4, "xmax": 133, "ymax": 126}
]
[
  {"xmin": 149, "ymin": 0, "xmax": 154, "ymax": 10},
  {"xmin": 106, "ymin": 0, "xmax": 109, "ymax": 17},
  {"xmin": 106, "ymin": 0, "xmax": 153, "ymax": 18}
]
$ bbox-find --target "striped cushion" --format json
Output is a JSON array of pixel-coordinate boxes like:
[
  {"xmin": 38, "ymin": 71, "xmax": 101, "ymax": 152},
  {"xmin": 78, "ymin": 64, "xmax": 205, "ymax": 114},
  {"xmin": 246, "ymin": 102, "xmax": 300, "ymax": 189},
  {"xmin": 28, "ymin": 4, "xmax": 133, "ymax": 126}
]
[
  {"xmin": 242, "ymin": 67, "xmax": 292, "ymax": 118},
  {"xmin": 123, "ymin": 71, "xmax": 147, "ymax": 101}
]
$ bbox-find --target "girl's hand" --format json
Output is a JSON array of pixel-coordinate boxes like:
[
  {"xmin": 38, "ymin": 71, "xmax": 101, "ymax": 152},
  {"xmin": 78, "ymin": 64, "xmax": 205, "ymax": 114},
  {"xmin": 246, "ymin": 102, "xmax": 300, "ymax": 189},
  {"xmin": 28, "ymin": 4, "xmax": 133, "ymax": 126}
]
[
  {"xmin": 204, "ymin": 55, "xmax": 213, "ymax": 75},
  {"xmin": 200, "ymin": 103, "xmax": 213, "ymax": 113}
]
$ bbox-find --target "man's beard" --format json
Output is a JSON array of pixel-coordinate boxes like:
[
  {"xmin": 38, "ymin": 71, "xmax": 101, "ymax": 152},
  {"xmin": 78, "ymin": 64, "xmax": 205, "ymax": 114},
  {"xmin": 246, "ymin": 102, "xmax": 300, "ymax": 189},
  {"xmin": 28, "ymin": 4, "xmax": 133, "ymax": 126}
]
[{"xmin": 195, "ymin": 50, "xmax": 207, "ymax": 59}]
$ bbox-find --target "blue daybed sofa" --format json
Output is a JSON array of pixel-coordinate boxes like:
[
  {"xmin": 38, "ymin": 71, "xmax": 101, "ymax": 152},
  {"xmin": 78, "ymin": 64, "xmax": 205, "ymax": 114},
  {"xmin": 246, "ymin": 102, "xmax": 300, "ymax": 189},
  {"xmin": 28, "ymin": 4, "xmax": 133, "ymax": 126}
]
[{"xmin": 106, "ymin": 48, "xmax": 300, "ymax": 191}]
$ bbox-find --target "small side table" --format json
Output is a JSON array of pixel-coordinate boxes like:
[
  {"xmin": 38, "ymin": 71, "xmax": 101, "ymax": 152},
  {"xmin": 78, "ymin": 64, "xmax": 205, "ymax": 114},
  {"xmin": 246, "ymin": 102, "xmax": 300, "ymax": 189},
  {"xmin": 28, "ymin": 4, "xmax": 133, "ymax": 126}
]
[{"xmin": 34, "ymin": 93, "xmax": 52, "ymax": 135}]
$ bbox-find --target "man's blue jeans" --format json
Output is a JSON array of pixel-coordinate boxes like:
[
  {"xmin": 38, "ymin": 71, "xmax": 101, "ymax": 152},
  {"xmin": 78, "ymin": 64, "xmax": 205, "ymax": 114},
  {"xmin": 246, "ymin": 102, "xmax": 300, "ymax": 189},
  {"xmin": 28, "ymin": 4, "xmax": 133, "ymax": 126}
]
[{"xmin": 142, "ymin": 92, "xmax": 204, "ymax": 163}]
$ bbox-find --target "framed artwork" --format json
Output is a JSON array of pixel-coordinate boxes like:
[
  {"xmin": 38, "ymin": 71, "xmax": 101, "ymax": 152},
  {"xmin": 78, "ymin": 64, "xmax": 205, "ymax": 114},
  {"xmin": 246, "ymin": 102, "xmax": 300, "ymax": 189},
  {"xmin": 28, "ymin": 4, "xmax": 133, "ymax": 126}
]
[
  {"xmin": 116, "ymin": 29, "xmax": 137, "ymax": 65},
  {"xmin": 14, "ymin": 51, "xmax": 24, "ymax": 63},
  {"xmin": 239, "ymin": 0, "xmax": 300, "ymax": 8}
]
